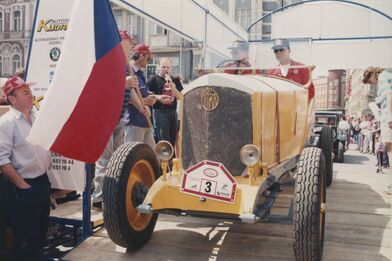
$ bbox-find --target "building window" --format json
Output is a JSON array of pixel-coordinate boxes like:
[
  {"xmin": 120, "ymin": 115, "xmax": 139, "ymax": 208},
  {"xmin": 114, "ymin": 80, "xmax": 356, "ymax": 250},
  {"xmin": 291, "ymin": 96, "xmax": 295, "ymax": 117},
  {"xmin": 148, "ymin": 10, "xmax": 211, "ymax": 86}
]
[
  {"xmin": 0, "ymin": 12, "xmax": 3, "ymax": 32},
  {"xmin": 236, "ymin": 0, "xmax": 251, "ymax": 9},
  {"xmin": 127, "ymin": 14, "xmax": 137, "ymax": 37},
  {"xmin": 113, "ymin": 10, "xmax": 122, "ymax": 28},
  {"xmin": 153, "ymin": 24, "xmax": 167, "ymax": 35},
  {"xmin": 213, "ymin": 0, "xmax": 229, "ymax": 15},
  {"xmin": 263, "ymin": 14, "xmax": 272, "ymax": 23},
  {"xmin": 235, "ymin": 8, "xmax": 251, "ymax": 29},
  {"xmin": 235, "ymin": 0, "xmax": 251, "ymax": 29},
  {"xmin": 12, "ymin": 54, "xmax": 21, "ymax": 74},
  {"xmin": 262, "ymin": 24, "xmax": 271, "ymax": 35},
  {"xmin": 13, "ymin": 10, "xmax": 21, "ymax": 31},
  {"xmin": 262, "ymin": 1, "xmax": 278, "ymax": 11}
]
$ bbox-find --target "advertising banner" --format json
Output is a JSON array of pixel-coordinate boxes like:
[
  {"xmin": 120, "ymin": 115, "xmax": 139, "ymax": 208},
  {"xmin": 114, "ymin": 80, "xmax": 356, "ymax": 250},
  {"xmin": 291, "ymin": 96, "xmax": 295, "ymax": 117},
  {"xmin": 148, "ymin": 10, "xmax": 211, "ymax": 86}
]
[{"xmin": 26, "ymin": 0, "xmax": 85, "ymax": 191}]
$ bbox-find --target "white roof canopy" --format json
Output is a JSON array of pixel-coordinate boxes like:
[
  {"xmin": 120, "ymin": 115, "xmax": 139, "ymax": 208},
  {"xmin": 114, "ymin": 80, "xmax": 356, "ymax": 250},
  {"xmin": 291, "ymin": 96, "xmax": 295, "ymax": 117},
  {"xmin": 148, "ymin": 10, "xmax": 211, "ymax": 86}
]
[
  {"xmin": 250, "ymin": 0, "xmax": 392, "ymax": 69},
  {"xmin": 271, "ymin": 1, "xmax": 392, "ymax": 39},
  {"xmin": 110, "ymin": 0, "xmax": 248, "ymax": 59}
]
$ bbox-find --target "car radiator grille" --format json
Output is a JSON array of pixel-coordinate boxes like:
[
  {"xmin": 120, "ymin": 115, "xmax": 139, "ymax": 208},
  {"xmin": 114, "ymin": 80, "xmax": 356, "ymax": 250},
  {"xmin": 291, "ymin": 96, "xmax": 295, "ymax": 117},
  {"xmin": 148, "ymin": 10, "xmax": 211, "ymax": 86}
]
[{"xmin": 181, "ymin": 86, "xmax": 253, "ymax": 176}]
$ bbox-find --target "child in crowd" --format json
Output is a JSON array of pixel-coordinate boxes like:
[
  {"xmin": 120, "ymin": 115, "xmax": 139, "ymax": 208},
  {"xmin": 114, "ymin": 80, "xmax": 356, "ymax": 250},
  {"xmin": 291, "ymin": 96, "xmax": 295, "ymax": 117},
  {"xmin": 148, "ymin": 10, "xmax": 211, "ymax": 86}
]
[{"xmin": 375, "ymin": 134, "xmax": 387, "ymax": 173}]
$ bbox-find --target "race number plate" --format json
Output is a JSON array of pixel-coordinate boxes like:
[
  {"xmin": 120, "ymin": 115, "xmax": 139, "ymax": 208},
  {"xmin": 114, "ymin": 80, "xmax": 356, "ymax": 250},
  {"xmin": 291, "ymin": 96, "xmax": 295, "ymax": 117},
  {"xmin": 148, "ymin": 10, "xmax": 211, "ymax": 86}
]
[{"xmin": 180, "ymin": 160, "xmax": 237, "ymax": 203}]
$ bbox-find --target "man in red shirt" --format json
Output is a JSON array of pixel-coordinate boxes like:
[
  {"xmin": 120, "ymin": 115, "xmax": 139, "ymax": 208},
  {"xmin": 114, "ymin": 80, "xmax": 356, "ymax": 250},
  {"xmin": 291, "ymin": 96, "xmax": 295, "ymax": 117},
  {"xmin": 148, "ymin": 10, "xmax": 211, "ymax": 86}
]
[{"xmin": 268, "ymin": 39, "xmax": 314, "ymax": 101}]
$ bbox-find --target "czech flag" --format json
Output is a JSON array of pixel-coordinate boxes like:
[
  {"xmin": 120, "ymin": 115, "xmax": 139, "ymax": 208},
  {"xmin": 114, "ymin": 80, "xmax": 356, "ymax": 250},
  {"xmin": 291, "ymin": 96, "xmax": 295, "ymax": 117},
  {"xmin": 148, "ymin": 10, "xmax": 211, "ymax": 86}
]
[{"xmin": 27, "ymin": 0, "xmax": 126, "ymax": 162}]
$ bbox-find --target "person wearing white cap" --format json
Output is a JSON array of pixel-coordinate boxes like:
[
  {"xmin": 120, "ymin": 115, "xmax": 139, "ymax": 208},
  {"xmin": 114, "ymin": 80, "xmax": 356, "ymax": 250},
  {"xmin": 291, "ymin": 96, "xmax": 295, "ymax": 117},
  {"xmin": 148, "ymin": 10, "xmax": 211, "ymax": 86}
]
[{"xmin": 220, "ymin": 40, "xmax": 262, "ymax": 75}]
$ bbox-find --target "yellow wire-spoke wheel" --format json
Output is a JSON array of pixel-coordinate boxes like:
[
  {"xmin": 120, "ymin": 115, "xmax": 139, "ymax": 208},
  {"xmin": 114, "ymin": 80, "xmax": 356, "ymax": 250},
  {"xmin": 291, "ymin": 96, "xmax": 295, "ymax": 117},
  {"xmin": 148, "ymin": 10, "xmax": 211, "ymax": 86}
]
[{"xmin": 125, "ymin": 159, "xmax": 155, "ymax": 231}]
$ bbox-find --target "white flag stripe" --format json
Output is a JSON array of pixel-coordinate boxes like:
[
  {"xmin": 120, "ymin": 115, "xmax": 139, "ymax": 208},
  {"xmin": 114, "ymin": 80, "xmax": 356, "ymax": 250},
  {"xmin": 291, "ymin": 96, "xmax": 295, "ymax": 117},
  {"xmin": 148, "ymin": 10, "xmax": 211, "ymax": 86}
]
[{"xmin": 27, "ymin": 0, "xmax": 95, "ymax": 148}]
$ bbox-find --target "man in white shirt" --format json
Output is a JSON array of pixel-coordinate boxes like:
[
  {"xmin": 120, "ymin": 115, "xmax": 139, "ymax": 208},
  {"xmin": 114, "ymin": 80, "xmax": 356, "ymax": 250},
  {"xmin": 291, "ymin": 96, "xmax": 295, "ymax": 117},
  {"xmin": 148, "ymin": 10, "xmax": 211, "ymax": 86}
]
[
  {"xmin": 0, "ymin": 77, "xmax": 52, "ymax": 259},
  {"xmin": 359, "ymin": 115, "xmax": 370, "ymax": 153},
  {"xmin": 338, "ymin": 116, "xmax": 350, "ymax": 131},
  {"xmin": 338, "ymin": 116, "xmax": 351, "ymax": 149}
]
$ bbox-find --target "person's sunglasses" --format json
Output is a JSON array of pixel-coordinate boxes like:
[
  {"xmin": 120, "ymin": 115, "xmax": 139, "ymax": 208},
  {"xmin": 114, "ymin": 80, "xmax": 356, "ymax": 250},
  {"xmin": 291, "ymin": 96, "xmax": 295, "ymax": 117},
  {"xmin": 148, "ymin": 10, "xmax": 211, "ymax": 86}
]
[{"xmin": 274, "ymin": 48, "xmax": 286, "ymax": 54}]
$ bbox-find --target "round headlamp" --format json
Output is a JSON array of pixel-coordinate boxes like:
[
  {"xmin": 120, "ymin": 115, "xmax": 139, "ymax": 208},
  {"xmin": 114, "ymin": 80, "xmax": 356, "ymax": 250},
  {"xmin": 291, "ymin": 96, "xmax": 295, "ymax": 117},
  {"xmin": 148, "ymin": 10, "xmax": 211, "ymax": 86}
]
[
  {"xmin": 155, "ymin": 141, "xmax": 174, "ymax": 161},
  {"xmin": 240, "ymin": 144, "xmax": 261, "ymax": 166}
]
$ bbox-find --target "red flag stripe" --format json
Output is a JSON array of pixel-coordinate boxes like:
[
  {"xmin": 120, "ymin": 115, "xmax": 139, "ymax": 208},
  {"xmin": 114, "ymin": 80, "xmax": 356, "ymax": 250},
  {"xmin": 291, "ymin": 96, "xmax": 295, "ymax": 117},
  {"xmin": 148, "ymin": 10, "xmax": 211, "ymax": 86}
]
[{"xmin": 50, "ymin": 43, "xmax": 125, "ymax": 162}]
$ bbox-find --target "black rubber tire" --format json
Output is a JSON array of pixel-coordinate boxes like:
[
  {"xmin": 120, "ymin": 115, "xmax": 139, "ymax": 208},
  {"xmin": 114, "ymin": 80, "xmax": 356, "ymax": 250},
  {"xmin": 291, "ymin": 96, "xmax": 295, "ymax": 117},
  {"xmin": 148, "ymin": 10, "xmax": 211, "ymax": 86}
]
[
  {"xmin": 337, "ymin": 142, "xmax": 345, "ymax": 163},
  {"xmin": 293, "ymin": 147, "xmax": 326, "ymax": 261},
  {"xmin": 103, "ymin": 142, "xmax": 160, "ymax": 250},
  {"xmin": 319, "ymin": 126, "xmax": 333, "ymax": 187}
]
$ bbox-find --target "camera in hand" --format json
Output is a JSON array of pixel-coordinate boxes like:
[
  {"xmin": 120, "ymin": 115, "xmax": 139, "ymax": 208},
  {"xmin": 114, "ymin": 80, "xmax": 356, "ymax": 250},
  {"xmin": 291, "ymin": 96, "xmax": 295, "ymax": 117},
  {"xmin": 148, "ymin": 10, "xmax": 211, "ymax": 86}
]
[{"xmin": 162, "ymin": 82, "xmax": 174, "ymax": 105}]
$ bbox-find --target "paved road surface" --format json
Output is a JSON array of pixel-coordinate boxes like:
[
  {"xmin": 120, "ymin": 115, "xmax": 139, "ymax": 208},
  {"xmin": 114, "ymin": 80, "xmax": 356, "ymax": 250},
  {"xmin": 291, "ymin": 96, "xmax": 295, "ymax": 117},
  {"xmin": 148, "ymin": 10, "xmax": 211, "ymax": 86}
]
[{"xmin": 63, "ymin": 149, "xmax": 392, "ymax": 261}]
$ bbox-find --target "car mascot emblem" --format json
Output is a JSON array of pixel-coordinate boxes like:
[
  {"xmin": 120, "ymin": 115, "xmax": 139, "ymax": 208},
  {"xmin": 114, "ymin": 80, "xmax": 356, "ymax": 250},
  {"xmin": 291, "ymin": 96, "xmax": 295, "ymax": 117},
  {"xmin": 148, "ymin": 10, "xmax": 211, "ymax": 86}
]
[{"xmin": 201, "ymin": 87, "xmax": 219, "ymax": 111}]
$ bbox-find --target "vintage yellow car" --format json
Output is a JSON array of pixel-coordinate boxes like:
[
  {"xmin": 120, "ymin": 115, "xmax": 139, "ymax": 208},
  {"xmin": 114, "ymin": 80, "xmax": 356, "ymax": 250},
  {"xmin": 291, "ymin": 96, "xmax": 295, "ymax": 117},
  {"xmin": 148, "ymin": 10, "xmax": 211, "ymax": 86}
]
[{"xmin": 102, "ymin": 72, "xmax": 333, "ymax": 261}]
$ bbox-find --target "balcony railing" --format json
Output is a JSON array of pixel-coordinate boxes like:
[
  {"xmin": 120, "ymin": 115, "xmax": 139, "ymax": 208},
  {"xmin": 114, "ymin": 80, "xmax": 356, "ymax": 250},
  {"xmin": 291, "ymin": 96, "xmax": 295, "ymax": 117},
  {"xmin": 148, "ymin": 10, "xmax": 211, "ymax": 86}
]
[
  {"xmin": 10, "ymin": 31, "xmax": 23, "ymax": 39},
  {"xmin": 150, "ymin": 32, "xmax": 182, "ymax": 48},
  {"xmin": 150, "ymin": 35, "xmax": 169, "ymax": 47},
  {"xmin": 0, "ymin": 31, "xmax": 32, "ymax": 40}
]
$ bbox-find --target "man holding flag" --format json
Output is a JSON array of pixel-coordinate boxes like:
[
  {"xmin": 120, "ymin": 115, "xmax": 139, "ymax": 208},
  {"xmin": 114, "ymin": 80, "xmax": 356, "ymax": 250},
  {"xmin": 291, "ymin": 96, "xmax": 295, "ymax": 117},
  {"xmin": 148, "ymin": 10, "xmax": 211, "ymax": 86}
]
[{"xmin": 123, "ymin": 44, "xmax": 157, "ymax": 148}]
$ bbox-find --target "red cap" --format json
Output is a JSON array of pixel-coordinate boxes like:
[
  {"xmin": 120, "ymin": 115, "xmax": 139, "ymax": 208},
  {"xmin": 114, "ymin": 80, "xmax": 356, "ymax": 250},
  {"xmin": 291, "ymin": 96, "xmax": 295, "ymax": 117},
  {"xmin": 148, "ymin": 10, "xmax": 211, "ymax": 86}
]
[
  {"xmin": 119, "ymin": 30, "xmax": 134, "ymax": 42},
  {"xmin": 133, "ymin": 43, "xmax": 152, "ymax": 55},
  {"xmin": 3, "ymin": 77, "xmax": 34, "ymax": 96}
]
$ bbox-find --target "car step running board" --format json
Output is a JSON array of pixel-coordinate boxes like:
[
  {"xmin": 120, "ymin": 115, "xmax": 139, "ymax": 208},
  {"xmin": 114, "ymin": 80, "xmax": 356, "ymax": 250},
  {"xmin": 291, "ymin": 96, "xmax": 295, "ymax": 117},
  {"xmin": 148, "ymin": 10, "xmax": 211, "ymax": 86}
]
[
  {"xmin": 254, "ymin": 182, "xmax": 281, "ymax": 220},
  {"xmin": 268, "ymin": 199, "xmax": 294, "ymax": 225}
]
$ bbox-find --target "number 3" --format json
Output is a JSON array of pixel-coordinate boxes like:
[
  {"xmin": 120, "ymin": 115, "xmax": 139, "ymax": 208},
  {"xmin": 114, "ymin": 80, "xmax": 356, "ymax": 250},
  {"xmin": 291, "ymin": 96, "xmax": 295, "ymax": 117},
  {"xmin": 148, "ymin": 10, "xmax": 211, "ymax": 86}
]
[{"xmin": 205, "ymin": 181, "xmax": 212, "ymax": 193}]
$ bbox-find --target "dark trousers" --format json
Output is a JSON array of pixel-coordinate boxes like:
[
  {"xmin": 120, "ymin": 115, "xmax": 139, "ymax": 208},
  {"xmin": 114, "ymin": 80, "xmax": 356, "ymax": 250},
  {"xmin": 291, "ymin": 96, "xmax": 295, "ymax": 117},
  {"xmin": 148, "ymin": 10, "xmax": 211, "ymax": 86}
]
[
  {"xmin": 383, "ymin": 153, "xmax": 390, "ymax": 168},
  {"xmin": 8, "ymin": 174, "xmax": 50, "ymax": 260},
  {"xmin": 154, "ymin": 109, "xmax": 178, "ymax": 147},
  {"xmin": 0, "ymin": 174, "xmax": 8, "ymax": 252},
  {"xmin": 377, "ymin": 151, "xmax": 383, "ymax": 168}
]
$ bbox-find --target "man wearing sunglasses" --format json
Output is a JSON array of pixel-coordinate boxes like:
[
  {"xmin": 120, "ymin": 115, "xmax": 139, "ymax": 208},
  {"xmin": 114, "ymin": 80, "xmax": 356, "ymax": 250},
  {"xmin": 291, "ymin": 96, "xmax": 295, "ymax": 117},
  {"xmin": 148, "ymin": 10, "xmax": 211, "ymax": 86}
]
[{"xmin": 268, "ymin": 38, "xmax": 314, "ymax": 101}]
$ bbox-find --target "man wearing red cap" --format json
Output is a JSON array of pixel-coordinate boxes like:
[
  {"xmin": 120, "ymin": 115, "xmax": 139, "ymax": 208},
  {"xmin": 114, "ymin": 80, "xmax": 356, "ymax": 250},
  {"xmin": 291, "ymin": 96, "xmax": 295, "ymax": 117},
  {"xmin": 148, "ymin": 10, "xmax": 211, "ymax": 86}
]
[
  {"xmin": 0, "ymin": 77, "xmax": 52, "ymax": 259},
  {"xmin": 122, "ymin": 43, "xmax": 157, "ymax": 148},
  {"xmin": 92, "ymin": 30, "xmax": 139, "ymax": 210}
]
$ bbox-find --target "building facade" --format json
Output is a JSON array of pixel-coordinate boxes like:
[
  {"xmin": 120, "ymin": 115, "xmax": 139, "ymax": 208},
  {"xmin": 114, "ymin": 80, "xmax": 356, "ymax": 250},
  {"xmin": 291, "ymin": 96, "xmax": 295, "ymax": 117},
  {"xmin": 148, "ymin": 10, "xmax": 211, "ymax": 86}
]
[
  {"xmin": 111, "ymin": 3, "xmax": 196, "ymax": 81},
  {"xmin": 0, "ymin": 0, "xmax": 300, "ymax": 80},
  {"xmin": 314, "ymin": 76, "xmax": 328, "ymax": 109},
  {"xmin": 327, "ymin": 70, "xmax": 346, "ymax": 110},
  {"xmin": 0, "ymin": 0, "xmax": 35, "ymax": 77},
  {"xmin": 314, "ymin": 70, "xmax": 347, "ymax": 111},
  {"xmin": 213, "ymin": 0, "xmax": 302, "ymax": 40},
  {"xmin": 345, "ymin": 69, "xmax": 377, "ymax": 117}
]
